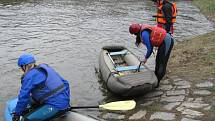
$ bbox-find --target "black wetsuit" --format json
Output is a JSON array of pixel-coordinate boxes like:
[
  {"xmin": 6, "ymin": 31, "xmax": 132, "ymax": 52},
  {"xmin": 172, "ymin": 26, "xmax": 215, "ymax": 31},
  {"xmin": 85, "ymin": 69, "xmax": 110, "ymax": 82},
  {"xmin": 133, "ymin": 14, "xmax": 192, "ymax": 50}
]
[{"xmin": 155, "ymin": 33, "xmax": 174, "ymax": 87}]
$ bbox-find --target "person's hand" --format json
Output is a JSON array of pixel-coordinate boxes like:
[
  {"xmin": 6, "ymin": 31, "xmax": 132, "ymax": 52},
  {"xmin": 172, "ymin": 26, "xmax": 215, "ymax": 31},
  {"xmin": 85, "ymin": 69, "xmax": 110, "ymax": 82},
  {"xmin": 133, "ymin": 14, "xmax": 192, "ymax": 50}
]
[
  {"xmin": 12, "ymin": 112, "xmax": 20, "ymax": 121},
  {"xmin": 142, "ymin": 58, "xmax": 147, "ymax": 64}
]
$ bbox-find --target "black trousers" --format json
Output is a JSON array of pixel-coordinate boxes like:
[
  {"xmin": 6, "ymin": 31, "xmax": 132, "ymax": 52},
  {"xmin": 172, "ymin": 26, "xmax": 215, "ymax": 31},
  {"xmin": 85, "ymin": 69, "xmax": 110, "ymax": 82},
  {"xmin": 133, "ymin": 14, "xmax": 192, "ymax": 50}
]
[{"xmin": 155, "ymin": 35, "xmax": 174, "ymax": 85}]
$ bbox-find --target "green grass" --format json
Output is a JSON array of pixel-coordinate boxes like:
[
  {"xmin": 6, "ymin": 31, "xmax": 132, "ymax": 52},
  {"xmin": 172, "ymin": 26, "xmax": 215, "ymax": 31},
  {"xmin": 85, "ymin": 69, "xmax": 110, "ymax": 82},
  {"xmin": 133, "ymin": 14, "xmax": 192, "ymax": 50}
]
[
  {"xmin": 193, "ymin": 0, "xmax": 215, "ymax": 22},
  {"xmin": 168, "ymin": 0, "xmax": 215, "ymax": 81},
  {"xmin": 168, "ymin": 31, "xmax": 215, "ymax": 81},
  {"xmin": 193, "ymin": 0, "xmax": 215, "ymax": 12}
]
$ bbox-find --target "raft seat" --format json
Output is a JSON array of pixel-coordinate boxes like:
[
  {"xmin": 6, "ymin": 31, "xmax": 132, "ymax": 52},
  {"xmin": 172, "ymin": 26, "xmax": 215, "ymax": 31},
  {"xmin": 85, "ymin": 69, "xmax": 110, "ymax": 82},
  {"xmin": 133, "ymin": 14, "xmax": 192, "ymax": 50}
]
[
  {"xmin": 115, "ymin": 66, "xmax": 144, "ymax": 72},
  {"xmin": 109, "ymin": 50, "xmax": 128, "ymax": 56}
]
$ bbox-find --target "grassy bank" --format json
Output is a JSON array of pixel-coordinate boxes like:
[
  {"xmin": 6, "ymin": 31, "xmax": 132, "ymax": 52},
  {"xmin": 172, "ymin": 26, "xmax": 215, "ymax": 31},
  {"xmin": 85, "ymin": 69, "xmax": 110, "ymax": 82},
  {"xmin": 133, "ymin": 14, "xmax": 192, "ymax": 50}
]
[
  {"xmin": 167, "ymin": 2, "xmax": 215, "ymax": 120},
  {"xmin": 167, "ymin": 0, "xmax": 215, "ymax": 81},
  {"xmin": 193, "ymin": 0, "xmax": 215, "ymax": 23},
  {"xmin": 168, "ymin": 32, "xmax": 215, "ymax": 81}
]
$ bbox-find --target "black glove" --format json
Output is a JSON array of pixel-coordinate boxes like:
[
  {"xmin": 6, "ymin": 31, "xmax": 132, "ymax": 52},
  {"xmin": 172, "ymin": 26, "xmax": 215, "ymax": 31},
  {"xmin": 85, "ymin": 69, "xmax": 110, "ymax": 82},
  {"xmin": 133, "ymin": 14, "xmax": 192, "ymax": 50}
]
[{"xmin": 12, "ymin": 112, "xmax": 20, "ymax": 121}]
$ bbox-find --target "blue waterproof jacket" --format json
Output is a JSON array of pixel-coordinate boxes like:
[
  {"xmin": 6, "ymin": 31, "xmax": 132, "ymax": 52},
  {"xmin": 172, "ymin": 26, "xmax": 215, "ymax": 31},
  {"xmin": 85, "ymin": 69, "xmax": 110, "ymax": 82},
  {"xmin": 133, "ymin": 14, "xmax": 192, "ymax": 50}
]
[
  {"xmin": 15, "ymin": 64, "xmax": 70, "ymax": 115},
  {"xmin": 141, "ymin": 30, "xmax": 172, "ymax": 59},
  {"xmin": 141, "ymin": 30, "xmax": 153, "ymax": 59}
]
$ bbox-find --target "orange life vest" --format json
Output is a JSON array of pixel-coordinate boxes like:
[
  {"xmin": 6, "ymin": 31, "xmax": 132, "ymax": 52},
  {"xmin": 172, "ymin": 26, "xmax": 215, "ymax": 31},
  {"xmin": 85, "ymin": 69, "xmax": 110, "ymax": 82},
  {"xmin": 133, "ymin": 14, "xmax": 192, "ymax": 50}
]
[
  {"xmin": 140, "ymin": 24, "xmax": 167, "ymax": 47},
  {"xmin": 156, "ymin": 2, "xmax": 177, "ymax": 24}
]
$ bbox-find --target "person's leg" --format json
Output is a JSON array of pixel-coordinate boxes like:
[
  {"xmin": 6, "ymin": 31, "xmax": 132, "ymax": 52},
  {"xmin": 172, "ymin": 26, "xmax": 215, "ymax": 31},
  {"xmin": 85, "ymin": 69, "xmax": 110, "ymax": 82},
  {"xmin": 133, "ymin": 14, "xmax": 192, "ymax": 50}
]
[
  {"xmin": 22, "ymin": 105, "xmax": 59, "ymax": 121},
  {"xmin": 155, "ymin": 34, "xmax": 174, "ymax": 87},
  {"xmin": 155, "ymin": 42, "xmax": 166, "ymax": 86}
]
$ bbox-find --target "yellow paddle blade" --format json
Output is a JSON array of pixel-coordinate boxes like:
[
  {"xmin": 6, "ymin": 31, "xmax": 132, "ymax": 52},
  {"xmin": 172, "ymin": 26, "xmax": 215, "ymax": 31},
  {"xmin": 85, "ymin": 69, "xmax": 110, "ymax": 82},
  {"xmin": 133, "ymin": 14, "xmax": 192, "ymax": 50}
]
[{"xmin": 99, "ymin": 100, "xmax": 136, "ymax": 111}]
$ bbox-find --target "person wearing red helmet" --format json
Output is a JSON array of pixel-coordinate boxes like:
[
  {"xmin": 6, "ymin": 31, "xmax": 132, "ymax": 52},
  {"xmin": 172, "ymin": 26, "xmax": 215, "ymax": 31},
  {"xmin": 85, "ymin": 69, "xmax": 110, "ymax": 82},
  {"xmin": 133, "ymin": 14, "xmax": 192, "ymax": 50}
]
[
  {"xmin": 152, "ymin": 0, "xmax": 177, "ymax": 34},
  {"xmin": 129, "ymin": 23, "xmax": 174, "ymax": 87}
]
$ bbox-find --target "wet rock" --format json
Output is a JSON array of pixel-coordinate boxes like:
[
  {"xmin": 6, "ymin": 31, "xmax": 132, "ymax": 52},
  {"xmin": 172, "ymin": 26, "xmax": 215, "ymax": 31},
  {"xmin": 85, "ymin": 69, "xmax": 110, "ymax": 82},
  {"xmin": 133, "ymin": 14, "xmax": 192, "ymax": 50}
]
[
  {"xmin": 175, "ymin": 80, "xmax": 191, "ymax": 89},
  {"xmin": 176, "ymin": 106, "xmax": 186, "ymax": 112},
  {"xmin": 158, "ymin": 85, "xmax": 173, "ymax": 91},
  {"xmin": 182, "ymin": 109, "xmax": 204, "ymax": 117},
  {"xmin": 150, "ymin": 112, "xmax": 176, "ymax": 120},
  {"xmin": 161, "ymin": 79, "xmax": 171, "ymax": 84},
  {"xmin": 185, "ymin": 114, "xmax": 201, "ymax": 119},
  {"xmin": 193, "ymin": 90, "xmax": 211, "ymax": 96},
  {"xmin": 161, "ymin": 95, "xmax": 185, "ymax": 102},
  {"xmin": 173, "ymin": 78, "xmax": 184, "ymax": 82},
  {"xmin": 145, "ymin": 97, "xmax": 160, "ymax": 101},
  {"xmin": 187, "ymin": 98, "xmax": 194, "ymax": 102},
  {"xmin": 129, "ymin": 110, "xmax": 147, "ymax": 120},
  {"xmin": 181, "ymin": 118, "xmax": 201, "ymax": 121},
  {"xmin": 204, "ymin": 106, "xmax": 211, "ymax": 110},
  {"xmin": 144, "ymin": 91, "xmax": 164, "ymax": 98},
  {"xmin": 140, "ymin": 101, "xmax": 154, "ymax": 107},
  {"xmin": 166, "ymin": 90, "xmax": 186, "ymax": 96},
  {"xmin": 195, "ymin": 81, "xmax": 213, "ymax": 88},
  {"xmin": 175, "ymin": 80, "xmax": 190, "ymax": 86},
  {"xmin": 181, "ymin": 102, "xmax": 209, "ymax": 109},
  {"xmin": 163, "ymin": 102, "xmax": 181, "ymax": 110},
  {"xmin": 177, "ymin": 85, "xmax": 191, "ymax": 89},
  {"xmin": 102, "ymin": 113, "xmax": 125, "ymax": 120},
  {"xmin": 193, "ymin": 97, "xmax": 203, "ymax": 103}
]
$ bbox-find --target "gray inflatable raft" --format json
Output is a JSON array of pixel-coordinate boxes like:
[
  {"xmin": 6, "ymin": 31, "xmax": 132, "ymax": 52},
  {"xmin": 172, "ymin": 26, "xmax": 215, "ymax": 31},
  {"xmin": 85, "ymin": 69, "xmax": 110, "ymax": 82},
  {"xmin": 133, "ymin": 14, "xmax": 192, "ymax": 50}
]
[{"xmin": 99, "ymin": 46, "xmax": 158, "ymax": 97}]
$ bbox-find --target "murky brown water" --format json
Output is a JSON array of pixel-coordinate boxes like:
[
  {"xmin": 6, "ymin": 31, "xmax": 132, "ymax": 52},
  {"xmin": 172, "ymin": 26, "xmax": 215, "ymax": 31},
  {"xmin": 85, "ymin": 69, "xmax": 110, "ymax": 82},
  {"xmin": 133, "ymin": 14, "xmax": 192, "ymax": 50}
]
[{"xmin": 0, "ymin": 0, "xmax": 214, "ymax": 120}]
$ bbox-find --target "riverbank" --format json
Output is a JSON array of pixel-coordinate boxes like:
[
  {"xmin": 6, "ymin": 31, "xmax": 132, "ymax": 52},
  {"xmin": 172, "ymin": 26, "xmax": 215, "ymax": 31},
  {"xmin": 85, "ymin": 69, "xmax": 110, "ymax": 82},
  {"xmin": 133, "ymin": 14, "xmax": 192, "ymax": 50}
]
[
  {"xmin": 166, "ymin": 0, "xmax": 215, "ymax": 120},
  {"xmin": 167, "ymin": 0, "xmax": 215, "ymax": 86},
  {"xmin": 192, "ymin": 0, "xmax": 215, "ymax": 23}
]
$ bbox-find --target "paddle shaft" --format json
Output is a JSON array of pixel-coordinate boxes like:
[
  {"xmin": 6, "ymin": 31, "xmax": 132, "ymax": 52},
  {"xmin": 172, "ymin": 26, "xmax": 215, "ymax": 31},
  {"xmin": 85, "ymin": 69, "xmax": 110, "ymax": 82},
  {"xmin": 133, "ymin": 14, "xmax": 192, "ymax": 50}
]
[
  {"xmin": 68, "ymin": 106, "xmax": 99, "ymax": 110},
  {"xmin": 66, "ymin": 100, "xmax": 136, "ymax": 111},
  {"xmin": 137, "ymin": 61, "xmax": 142, "ymax": 72},
  {"xmin": 51, "ymin": 106, "xmax": 100, "ymax": 119}
]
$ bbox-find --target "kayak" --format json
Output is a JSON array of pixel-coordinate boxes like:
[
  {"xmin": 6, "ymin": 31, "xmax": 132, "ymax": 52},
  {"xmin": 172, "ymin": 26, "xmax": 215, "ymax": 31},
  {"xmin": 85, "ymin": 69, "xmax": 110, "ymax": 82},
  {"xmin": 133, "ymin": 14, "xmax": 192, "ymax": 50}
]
[
  {"xmin": 4, "ymin": 98, "xmax": 98, "ymax": 121},
  {"xmin": 99, "ymin": 46, "xmax": 158, "ymax": 97}
]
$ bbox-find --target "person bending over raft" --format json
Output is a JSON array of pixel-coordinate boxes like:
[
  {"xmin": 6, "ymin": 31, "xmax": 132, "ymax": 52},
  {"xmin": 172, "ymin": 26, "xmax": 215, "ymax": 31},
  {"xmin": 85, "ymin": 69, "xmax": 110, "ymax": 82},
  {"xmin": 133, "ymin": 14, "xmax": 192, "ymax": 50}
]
[{"xmin": 129, "ymin": 23, "xmax": 174, "ymax": 87}]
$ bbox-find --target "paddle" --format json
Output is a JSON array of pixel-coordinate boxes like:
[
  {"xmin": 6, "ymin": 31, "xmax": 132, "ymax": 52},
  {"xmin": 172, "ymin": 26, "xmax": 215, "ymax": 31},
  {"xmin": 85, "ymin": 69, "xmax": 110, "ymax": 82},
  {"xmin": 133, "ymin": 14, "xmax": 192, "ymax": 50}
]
[
  {"xmin": 137, "ymin": 61, "xmax": 143, "ymax": 72},
  {"xmin": 67, "ymin": 100, "xmax": 136, "ymax": 111}
]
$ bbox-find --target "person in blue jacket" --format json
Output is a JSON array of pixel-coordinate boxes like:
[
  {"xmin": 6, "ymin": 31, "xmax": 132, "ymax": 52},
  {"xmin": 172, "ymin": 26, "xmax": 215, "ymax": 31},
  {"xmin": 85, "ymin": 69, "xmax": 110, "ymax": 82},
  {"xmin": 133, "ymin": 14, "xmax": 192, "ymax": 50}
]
[
  {"xmin": 129, "ymin": 24, "xmax": 174, "ymax": 88},
  {"xmin": 12, "ymin": 54, "xmax": 70, "ymax": 121}
]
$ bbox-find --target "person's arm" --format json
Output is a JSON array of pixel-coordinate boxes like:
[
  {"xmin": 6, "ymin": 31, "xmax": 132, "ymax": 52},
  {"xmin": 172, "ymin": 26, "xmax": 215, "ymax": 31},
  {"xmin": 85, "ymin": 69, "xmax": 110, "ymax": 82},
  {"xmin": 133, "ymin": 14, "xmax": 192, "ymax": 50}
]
[
  {"xmin": 15, "ymin": 69, "xmax": 46, "ymax": 115},
  {"xmin": 141, "ymin": 31, "xmax": 153, "ymax": 60},
  {"xmin": 162, "ymin": 3, "xmax": 172, "ymax": 32},
  {"xmin": 15, "ymin": 77, "xmax": 33, "ymax": 115}
]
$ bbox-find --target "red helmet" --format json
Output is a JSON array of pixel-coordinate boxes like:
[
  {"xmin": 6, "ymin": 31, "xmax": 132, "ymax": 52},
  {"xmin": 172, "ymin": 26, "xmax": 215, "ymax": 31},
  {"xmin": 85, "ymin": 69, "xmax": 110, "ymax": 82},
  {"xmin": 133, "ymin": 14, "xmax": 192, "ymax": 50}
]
[{"xmin": 129, "ymin": 23, "xmax": 141, "ymax": 34}]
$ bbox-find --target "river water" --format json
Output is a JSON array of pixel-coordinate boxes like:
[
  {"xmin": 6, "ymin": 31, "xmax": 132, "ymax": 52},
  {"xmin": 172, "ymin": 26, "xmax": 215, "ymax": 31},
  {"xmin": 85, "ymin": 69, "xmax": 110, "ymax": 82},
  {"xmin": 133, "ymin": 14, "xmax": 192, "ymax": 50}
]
[{"xmin": 0, "ymin": 0, "xmax": 214, "ymax": 120}]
